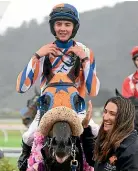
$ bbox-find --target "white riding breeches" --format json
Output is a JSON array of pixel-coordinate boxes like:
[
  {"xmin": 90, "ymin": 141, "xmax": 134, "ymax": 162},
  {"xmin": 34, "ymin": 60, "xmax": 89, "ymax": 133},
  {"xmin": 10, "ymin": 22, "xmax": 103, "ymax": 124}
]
[{"xmin": 22, "ymin": 110, "xmax": 40, "ymax": 146}]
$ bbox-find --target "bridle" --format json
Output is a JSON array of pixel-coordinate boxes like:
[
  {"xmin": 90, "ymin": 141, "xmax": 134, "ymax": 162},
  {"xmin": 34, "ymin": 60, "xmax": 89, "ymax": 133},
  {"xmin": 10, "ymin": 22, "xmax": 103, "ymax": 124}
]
[{"xmin": 41, "ymin": 136, "xmax": 79, "ymax": 171}]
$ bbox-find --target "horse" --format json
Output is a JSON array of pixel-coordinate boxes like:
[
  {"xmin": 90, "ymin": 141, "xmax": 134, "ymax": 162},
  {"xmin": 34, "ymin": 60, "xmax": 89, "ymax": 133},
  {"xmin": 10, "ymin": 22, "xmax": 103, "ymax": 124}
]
[
  {"xmin": 20, "ymin": 88, "xmax": 40, "ymax": 128},
  {"xmin": 36, "ymin": 56, "xmax": 86, "ymax": 120},
  {"xmin": 115, "ymin": 89, "xmax": 138, "ymax": 132},
  {"xmin": 27, "ymin": 56, "xmax": 93, "ymax": 171},
  {"xmin": 40, "ymin": 108, "xmax": 84, "ymax": 171}
]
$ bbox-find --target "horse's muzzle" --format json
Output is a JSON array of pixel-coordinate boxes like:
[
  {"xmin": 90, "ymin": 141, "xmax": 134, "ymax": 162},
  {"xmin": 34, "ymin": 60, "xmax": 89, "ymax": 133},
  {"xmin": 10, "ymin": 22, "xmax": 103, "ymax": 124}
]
[
  {"xmin": 55, "ymin": 155, "xmax": 69, "ymax": 163},
  {"xmin": 56, "ymin": 150, "xmax": 66, "ymax": 158}
]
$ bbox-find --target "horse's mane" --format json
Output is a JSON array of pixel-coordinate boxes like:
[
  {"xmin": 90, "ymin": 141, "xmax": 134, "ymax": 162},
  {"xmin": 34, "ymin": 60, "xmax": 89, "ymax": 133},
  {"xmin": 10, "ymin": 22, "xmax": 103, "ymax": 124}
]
[
  {"xmin": 115, "ymin": 88, "xmax": 138, "ymax": 106},
  {"xmin": 27, "ymin": 88, "xmax": 40, "ymax": 108}
]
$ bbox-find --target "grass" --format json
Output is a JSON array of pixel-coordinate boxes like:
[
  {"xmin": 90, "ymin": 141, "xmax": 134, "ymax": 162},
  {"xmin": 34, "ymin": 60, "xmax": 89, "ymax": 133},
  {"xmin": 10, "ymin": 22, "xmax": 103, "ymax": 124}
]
[
  {"xmin": 7, "ymin": 158, "xmax": 18, "ymax": 168},
  {"xmin": 0, "ymin": 158, "xmax": 18, "ymax": 171},
  {"xmin": 0, "ymin": 130, "xmax": 22, "ymax": 147}
]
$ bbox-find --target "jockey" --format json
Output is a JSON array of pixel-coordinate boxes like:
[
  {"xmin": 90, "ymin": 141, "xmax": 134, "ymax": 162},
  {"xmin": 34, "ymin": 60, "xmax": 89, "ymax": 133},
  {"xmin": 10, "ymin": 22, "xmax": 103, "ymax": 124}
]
[
  {"xmin": 16, "ymin": 3, "xmax": 100, "ymax": 171},
  {"xmin": 122, "ymin": 46, "xmax": 138, "ymax": 98}
]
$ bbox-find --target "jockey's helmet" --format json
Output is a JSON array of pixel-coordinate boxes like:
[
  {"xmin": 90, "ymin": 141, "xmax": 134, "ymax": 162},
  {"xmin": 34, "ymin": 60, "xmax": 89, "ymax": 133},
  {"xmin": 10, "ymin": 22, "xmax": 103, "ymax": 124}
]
[
  {"xmin": 131, "ymin": 46, "xmax": 138, "ymax": 60},
  {"xmin": 49, "ymin": 3, "xmax": 80, "ymax": 39}
]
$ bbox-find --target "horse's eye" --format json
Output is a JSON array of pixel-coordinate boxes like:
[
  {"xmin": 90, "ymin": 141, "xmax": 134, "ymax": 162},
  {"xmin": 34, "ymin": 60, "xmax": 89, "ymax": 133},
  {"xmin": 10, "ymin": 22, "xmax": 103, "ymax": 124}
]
[
  {"xmin": 39, "ymin": 95, "xmax": 51, "ymax": 112},
  {"xmin": 72, "ymin": 95, "xmax": 80, "ymax": 112},
  {"xmin": 73, "ymin": 95, "xmax": 79, "ymax": 104},
  {"xmin": 44, "ymin": 95, "xmax": 51, "ymax": 105},
  {"xmin": 71, "ymin": 94, "xmax": 86, "ymax": 113}
]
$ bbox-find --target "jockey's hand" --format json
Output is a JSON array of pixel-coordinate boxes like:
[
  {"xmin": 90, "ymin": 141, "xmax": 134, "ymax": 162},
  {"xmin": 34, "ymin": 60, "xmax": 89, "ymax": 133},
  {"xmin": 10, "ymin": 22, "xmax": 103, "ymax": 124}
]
[
  {"xmin": 36, "ymin": 43, "xmax": 61, "ymax": 57},
  {"xmin": 66, "ymin": 45, "xmax": 87, "ymax": 60},
  {"xmin": 82, "ymin": 100, "xmax": 93, "ymax": 128}
]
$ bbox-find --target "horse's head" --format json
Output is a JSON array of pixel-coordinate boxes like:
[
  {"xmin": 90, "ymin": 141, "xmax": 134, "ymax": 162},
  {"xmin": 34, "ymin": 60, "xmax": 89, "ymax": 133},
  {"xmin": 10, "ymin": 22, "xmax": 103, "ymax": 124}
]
[
  {"xmin": 50, "ymin": 121, "xmax": 72, "ymax": 163},
  {"xmin": 37, "ymin": 57, "xmax": 85, "ymax": 114},
  {"xmin": 115, "ymin": 88, "xmax": 138, "ymax": 132},
  {"xmin": 39, "ymin": 106, "xmax": 83, "ymax": 166},
  {"xmin": 20, "ymin": 88, "xmax": 40, "ymax": 128}
]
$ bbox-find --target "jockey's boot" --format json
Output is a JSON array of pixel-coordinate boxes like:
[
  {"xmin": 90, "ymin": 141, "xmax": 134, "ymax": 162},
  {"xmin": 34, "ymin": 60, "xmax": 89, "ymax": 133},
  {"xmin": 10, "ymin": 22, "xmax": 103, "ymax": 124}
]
[{"xmin": 18, "ymin": 140, "xmax": 32, "ymax": 171}]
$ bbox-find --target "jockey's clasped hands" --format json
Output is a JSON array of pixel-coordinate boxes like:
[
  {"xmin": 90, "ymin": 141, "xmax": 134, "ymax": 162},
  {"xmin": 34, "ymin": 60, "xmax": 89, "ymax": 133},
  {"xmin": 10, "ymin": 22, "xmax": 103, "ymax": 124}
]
[{"xmin": 35, "ymin": 44, "xmax": 87, "ymax": 61}]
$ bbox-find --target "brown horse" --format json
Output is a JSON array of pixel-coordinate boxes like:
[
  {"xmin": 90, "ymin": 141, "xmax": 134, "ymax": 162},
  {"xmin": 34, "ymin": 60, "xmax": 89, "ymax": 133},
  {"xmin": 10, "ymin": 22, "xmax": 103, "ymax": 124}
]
[{"xmin": 20, "ymin": 88, "xmax": 40, "ymax": 128}]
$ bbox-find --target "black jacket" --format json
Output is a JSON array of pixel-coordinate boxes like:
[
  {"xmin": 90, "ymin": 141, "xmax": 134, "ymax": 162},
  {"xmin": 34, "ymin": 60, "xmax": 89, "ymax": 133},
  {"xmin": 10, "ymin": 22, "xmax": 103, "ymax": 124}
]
[{"xmin": 81, "ymin": 126, "xmax": 138, "ymax": 171}]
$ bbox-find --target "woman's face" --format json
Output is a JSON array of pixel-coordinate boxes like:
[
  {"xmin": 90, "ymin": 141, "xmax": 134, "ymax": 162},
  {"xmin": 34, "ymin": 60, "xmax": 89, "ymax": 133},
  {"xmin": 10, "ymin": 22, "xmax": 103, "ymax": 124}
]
[
  {"xmin": 54, "ymin": 20, "xmax": 74, "ymax": 41},
  {"xmin": 103, "ymin": 102, "xmax": 117, "ymax": 132}
]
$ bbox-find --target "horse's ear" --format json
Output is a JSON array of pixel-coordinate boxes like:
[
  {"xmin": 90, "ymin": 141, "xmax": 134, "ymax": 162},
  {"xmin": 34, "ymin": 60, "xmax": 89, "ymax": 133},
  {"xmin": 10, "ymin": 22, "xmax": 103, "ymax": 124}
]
[
  {"xmin": 43, "ymin": 56, "xmax": 54, "ymax": 83},
  {"xmin": 34, "ymin": 87, "xmax": 40, "ymax": 96},
  {"xmin": 67, "ymin": 57, "xmax": 80, "ymax": 82},
  {"xmin": 27, "ymin": 100, "xmax": 30, "ymax": 107},
  {"xmin": 115, "ymin": 88, "xmax": 123, "ymax": 97}
]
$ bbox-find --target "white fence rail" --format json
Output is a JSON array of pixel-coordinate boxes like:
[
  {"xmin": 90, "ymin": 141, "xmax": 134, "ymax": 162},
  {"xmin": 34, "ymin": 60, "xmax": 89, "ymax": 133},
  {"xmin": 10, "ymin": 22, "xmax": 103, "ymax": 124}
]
[
  {"xmin": 0, "ymin": 124, "xmax": 27, "ymax": 143},
  {"xmin": 0, "ymin": 124, "xmax": 25, "ymax": 157},
  {"xmin": 0, "ymin": 147, "xmax": 21, "ymax": 157}
]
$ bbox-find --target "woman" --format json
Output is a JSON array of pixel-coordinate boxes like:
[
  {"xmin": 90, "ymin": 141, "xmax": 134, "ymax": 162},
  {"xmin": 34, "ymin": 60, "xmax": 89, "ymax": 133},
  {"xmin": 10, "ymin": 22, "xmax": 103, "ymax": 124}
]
[{"xmin": 81, "ymin": 96, "xmax": 138, "ymax": 171}]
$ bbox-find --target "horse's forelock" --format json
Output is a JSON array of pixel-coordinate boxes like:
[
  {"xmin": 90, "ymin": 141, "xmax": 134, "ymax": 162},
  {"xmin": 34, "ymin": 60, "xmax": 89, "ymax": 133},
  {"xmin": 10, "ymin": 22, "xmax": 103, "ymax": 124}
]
[
  {"xmin": 27, "ymin": 95, "xmax": 38, "ymax": 108},
  {"xmin": 52, "ymin": 122, "xmax": 72, "ymax": 141}
]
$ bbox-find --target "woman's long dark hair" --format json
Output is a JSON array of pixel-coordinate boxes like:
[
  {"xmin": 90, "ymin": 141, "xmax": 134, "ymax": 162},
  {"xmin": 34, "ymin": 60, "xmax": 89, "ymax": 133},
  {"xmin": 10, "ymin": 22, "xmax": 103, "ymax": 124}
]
[{"xmin": 94, "ymin": 96, "xmax": 135, "ymax": 162}]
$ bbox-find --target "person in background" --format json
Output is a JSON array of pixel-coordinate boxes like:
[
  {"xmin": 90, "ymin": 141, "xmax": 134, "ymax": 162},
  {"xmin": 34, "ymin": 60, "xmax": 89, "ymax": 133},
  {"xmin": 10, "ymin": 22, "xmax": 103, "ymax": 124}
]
[{"xmin": 122, "ymin": 46, "xmax": 138, "ymax": 98}]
